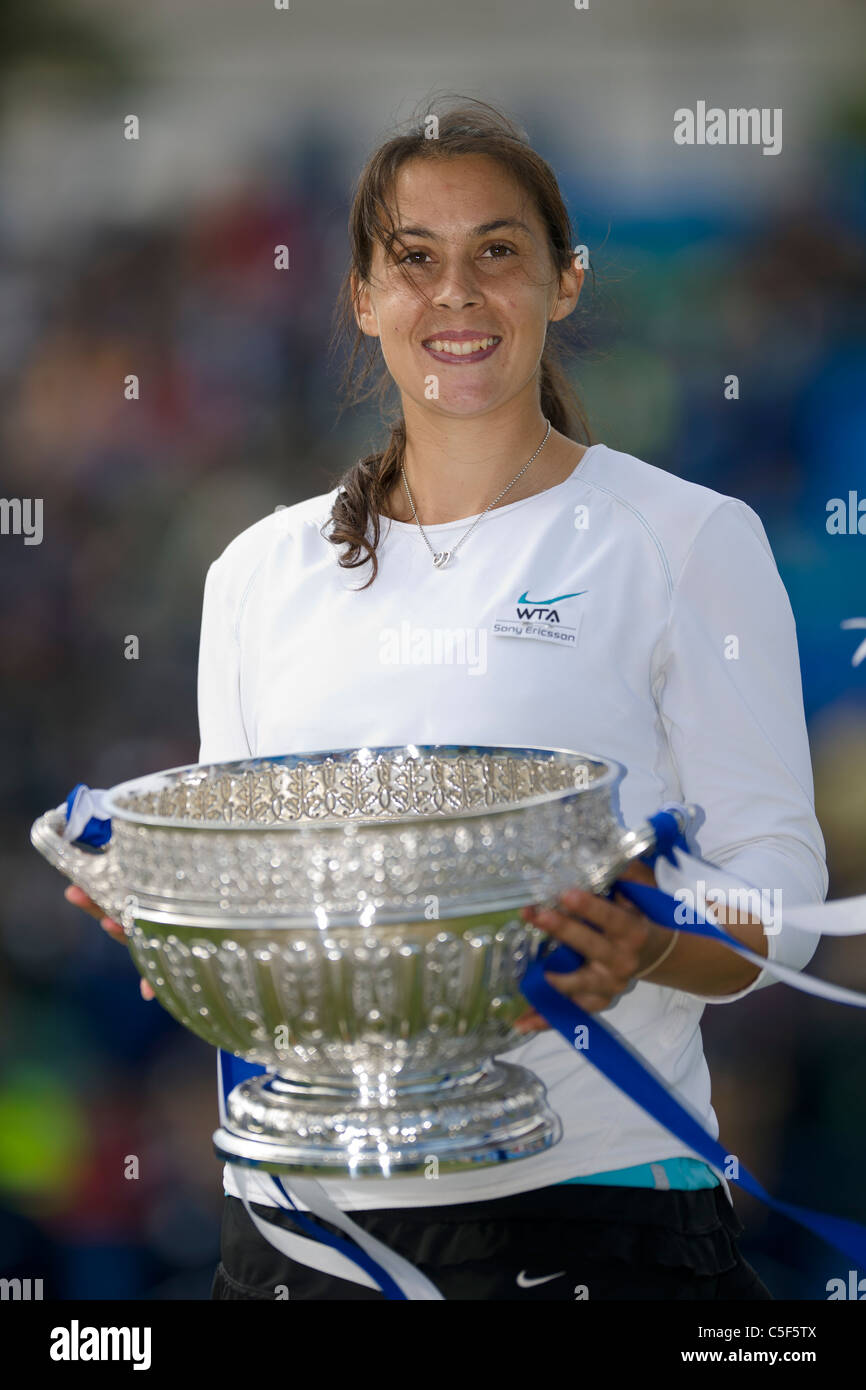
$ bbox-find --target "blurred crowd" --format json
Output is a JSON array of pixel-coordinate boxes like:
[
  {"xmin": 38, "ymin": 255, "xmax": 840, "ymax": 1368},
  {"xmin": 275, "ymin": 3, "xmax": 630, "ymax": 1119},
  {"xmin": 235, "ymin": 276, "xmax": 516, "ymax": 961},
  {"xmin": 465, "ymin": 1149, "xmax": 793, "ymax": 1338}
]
[{"xmin": 1, "ymin": 96, "xmax": 865, "ymax": 1298}]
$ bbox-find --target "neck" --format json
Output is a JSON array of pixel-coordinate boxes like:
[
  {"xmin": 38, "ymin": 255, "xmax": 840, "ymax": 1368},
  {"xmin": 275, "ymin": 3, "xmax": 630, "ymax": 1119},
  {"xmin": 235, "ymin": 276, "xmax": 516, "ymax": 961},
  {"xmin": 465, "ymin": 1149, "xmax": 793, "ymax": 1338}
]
[{"xmin": 387, "ymin": 386, "xmax": 579, "ymax": 525}]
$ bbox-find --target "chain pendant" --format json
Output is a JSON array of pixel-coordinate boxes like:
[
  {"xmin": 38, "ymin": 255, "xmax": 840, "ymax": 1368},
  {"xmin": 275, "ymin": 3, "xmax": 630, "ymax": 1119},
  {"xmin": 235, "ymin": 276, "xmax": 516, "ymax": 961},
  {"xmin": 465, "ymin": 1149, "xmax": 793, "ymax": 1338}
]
[{"xmin": 401, "ymin": 419, "xmax": 550, "ymax": 572}]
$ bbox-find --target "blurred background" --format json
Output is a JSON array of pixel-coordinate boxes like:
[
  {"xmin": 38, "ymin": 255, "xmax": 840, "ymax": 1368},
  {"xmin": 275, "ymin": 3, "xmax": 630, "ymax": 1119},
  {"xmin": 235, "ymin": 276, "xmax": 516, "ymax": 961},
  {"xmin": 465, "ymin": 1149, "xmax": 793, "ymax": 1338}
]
[{"xmin": 1, "ymin": 0, "xmax": 865, "ymax": 1300}]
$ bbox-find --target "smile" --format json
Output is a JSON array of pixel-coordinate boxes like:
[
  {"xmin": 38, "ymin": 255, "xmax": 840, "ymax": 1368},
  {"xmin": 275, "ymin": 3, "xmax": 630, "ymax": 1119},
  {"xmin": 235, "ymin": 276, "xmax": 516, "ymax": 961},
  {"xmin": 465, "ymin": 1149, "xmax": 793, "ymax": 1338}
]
[{"xmin": 421, "ymin": 335, "xmax": 502, "ymax": 363}]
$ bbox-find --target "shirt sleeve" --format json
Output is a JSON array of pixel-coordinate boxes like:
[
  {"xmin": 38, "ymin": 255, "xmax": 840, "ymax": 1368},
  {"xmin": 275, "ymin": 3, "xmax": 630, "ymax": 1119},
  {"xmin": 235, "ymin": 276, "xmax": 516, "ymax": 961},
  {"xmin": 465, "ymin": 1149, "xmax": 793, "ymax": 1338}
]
[
  {"xmin": 651, "ymin": 498, "xmax": 828, "ymax": 1003},
  {"xmin": 197, "ymin": 555, "xmax": 253, "ymax": 764}
]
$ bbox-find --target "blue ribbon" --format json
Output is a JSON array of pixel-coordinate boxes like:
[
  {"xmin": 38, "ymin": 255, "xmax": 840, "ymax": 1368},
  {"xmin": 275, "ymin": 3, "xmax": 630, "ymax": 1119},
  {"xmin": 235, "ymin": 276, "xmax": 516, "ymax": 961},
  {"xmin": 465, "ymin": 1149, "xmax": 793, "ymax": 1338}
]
[
  {"xmin": 521, "ymin": 809, "xmax": 866, "ymax": 1266},
  {"xmin": 65, "ymin": 783, "xmax": 112, "ymax": 847}
]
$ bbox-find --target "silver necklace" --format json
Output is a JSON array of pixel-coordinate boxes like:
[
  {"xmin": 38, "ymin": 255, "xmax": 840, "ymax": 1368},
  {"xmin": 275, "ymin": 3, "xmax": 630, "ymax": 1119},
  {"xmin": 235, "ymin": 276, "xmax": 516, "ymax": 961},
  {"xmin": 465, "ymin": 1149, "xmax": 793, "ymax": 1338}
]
[{"xmin": 400, "ymin": 419, "xmax": 552, "ymax": 569}]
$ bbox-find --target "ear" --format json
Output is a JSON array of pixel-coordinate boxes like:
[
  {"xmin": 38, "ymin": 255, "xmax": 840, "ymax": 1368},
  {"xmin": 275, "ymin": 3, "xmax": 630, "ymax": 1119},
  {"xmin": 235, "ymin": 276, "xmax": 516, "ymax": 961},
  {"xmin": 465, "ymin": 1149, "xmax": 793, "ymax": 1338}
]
[
  {"xmin": 352, "ymin": 270, "xmax": 381, "ymax": 339},
  {"xmin": 549, "ymin": 261, "xmax": 583, "ymax": 325}
]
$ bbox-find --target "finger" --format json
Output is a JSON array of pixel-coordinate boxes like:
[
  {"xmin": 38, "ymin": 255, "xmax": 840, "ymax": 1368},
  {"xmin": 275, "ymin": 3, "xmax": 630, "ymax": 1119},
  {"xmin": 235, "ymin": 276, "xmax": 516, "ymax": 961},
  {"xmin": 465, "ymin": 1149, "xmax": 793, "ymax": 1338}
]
[
  {"xmin": 530, "ymin": 906, "xmax": 609, "ymax": 960},
  {"xmin": 546, "ymin": 957, "xmax": 625, "ymax": 1000},
  {"xmin": 513, "ymin": 1009, "xmax": 549, "ymax": 1034},
  {"xmin": 557, "ymin": 888, "xmax": 647, "ymax": 943},
  {"xmin": 544, "ymin": 972, "xmax": 613, "ymax": 1013},
  {"xmin": 532, "ymin": 906, "xmax": 642, "ymax": 976},
  {"xmin": 100, "ymin": 916, "xmax": 126, "ymax": 940},
  {"xmin": 64, "ymin": 885, "xmax": 104, "ymax": 921},
  {"xmin": 140, "ymin": 978, "xmax": 155, "ymax": 1001},
  {"xmin": 560, "ymin": 893, "xmax": 652, "ymax": 964}
]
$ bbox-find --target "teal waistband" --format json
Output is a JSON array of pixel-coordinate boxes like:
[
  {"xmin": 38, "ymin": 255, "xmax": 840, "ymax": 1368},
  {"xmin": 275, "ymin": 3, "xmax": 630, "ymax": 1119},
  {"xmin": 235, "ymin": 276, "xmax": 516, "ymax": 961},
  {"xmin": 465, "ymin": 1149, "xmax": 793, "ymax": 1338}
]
[{"xmin": 558, "ymin": 1157, "xmax": 720, "ymax": 1191}]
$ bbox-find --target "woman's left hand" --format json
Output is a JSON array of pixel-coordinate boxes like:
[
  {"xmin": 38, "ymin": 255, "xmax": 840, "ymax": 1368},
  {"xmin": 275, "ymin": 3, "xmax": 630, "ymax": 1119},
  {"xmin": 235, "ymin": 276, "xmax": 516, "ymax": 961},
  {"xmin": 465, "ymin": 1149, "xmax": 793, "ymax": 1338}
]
[{"xmin": 514, "ymin": 859, "xmax": 667, "ymax": 1032}]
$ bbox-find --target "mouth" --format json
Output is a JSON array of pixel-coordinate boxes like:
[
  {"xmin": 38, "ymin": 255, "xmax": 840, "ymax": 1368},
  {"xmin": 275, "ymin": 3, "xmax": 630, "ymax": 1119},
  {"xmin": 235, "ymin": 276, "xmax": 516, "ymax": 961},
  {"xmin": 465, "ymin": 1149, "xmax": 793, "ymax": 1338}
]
[{"xmin": 421, "ymin": 334, "xmax": 502, "ymax": 364}]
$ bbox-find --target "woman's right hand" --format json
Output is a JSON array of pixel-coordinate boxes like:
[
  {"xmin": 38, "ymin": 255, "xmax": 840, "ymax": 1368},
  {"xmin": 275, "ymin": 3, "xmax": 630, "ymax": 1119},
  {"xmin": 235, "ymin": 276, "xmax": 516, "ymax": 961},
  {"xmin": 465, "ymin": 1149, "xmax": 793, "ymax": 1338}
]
[{"xmin": 64, "ymin": 884, "xmax": 155, "ymax": 1000}]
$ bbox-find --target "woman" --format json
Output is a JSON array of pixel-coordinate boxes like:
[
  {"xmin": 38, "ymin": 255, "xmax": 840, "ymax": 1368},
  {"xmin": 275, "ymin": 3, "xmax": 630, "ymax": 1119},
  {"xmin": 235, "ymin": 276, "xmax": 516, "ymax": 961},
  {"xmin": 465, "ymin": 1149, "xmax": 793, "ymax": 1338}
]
[{"xmin": 68, "ymin": 99, "xmax": 827, "ymax": 1300}]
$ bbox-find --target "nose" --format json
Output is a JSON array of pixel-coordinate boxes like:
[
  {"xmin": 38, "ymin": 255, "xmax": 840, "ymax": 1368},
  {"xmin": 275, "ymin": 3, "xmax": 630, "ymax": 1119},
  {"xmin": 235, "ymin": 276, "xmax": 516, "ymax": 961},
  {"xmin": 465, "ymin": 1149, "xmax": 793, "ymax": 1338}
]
[{"xmin": 431, "ymin": 253, "xmax": 484, "ymax": 311}]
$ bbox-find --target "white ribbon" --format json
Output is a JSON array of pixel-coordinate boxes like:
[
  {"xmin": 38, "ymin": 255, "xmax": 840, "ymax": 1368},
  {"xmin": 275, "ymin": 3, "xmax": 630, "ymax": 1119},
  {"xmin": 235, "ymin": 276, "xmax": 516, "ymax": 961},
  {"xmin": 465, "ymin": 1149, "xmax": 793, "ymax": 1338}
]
[
  {"xmin": 230, "ymin": 1165, "xmax": 444, "ymax": 1300},
  {"xmin": 654, "ymin": 846, "xmax": 866, "ymax": 1007}
]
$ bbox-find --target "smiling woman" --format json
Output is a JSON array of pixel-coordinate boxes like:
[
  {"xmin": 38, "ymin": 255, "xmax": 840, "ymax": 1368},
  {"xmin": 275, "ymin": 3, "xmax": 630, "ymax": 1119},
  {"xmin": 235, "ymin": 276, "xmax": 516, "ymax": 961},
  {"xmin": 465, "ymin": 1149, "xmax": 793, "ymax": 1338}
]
[
  {"xmin": 187, "ymin": 95, "xmax": 829, "ymax": 1302},
  {"xmin": 64, "ymin": 96, "xmax": 827, "ymax": 1301}
]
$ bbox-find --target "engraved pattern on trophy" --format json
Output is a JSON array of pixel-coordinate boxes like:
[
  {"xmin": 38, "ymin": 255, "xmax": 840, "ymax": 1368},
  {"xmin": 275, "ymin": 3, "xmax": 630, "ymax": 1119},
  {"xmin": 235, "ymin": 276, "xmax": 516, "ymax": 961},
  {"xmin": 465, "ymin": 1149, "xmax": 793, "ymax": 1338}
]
[{"xmin": 126, "ymin": 911, "xmax": 540, "ymax": 1077}]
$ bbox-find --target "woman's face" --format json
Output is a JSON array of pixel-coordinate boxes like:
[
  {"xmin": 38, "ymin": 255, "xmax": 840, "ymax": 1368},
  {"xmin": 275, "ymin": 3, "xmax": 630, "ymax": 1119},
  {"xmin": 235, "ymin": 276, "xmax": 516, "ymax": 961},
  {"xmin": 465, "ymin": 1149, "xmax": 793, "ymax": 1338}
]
[{"xmin": 354, "ymin": 154, "xmax": 581, "ymax": 419}]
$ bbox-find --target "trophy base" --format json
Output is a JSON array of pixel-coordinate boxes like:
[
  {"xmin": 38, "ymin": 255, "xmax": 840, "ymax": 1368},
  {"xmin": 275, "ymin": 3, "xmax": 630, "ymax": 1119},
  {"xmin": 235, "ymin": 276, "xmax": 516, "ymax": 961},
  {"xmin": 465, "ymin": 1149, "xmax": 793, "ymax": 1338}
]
[{"xmin": 213, "ymin": 1060, "xmax": 562, "ymax": 1177}]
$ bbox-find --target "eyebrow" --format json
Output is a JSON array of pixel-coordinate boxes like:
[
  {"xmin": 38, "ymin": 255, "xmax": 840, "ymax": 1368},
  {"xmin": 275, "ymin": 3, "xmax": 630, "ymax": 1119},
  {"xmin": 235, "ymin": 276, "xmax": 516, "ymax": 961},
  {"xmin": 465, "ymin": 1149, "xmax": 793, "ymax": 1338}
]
[{"xmin": 391, "ymin": 218, "xmax": 534, "ymax": 240}]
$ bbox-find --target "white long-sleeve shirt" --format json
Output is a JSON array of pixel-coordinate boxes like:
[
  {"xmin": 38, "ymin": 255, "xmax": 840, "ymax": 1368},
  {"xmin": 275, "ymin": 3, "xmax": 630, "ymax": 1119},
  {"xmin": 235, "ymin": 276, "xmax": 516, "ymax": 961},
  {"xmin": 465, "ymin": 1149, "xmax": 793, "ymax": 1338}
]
[{"xmin": 197, "ymin": 442, "xmax": 827, "ymax": 1210}]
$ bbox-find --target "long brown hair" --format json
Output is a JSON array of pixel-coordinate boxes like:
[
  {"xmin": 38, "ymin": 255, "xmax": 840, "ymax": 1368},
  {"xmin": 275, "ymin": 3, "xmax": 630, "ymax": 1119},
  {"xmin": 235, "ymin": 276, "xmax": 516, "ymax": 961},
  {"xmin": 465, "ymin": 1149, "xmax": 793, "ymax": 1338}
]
[{"xmin": 325, "ymin": 96, "xmax": 593, "ymax": 588}]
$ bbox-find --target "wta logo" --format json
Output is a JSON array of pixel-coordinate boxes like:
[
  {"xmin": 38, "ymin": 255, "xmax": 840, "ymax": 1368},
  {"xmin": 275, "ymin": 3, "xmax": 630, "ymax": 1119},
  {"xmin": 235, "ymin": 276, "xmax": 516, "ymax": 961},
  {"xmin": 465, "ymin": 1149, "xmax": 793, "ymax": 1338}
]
[
  {"xmin": 515, "ymin": 590, "xmax": 587, "ymax": 624},
  {"xmin": 492, "ymin": 588, "xmax": 587, "ymax": 646}
]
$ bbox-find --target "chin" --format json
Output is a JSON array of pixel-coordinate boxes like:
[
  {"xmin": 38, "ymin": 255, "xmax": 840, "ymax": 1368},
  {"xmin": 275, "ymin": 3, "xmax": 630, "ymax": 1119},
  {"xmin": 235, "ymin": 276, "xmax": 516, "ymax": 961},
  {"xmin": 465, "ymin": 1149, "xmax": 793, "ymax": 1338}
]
[{"xmin": 419, "ymin": 392, "xmax": 505, "ymax": 418}]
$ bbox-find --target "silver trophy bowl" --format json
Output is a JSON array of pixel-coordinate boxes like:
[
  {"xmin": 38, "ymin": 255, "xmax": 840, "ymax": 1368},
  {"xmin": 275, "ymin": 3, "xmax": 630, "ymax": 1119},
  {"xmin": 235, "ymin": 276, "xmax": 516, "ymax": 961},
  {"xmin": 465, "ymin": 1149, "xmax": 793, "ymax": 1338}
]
[{"xmin": 31, "ymin": 744, "xmax": 675, "ymax": 1177}]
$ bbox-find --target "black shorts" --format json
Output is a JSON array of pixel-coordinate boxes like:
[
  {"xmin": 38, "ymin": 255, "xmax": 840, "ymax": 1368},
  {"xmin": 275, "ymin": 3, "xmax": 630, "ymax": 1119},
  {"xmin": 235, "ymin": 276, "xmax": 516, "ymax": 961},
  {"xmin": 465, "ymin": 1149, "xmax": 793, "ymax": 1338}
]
[{"xmin": 211, "ymin": 1182, "xmax": 773, "ymax": 1301}]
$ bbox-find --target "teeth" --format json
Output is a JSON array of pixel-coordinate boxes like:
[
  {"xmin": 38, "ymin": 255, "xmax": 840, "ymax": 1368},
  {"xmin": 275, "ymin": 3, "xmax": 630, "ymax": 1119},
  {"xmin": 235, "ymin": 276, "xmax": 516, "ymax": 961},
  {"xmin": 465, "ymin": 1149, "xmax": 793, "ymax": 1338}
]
[{"xmin": 426, "ymin": 336, "xmax": 498, "ymax": 354}]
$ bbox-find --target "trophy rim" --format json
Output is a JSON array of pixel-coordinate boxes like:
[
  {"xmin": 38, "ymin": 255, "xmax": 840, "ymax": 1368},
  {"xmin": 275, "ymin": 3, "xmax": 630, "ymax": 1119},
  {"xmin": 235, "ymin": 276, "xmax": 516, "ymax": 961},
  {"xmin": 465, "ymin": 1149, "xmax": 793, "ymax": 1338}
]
[{"xmin": 101, "ymin": 741, "xmax": 624, "ymax": 832}]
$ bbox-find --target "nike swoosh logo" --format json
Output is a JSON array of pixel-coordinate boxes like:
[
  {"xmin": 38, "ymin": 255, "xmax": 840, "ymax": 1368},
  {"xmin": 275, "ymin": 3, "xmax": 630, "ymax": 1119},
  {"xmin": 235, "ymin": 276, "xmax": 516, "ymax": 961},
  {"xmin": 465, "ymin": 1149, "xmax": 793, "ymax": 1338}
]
[
  {"xmin": 517, "ymin": 590, "xmax": 586, "ymax": 605},
  {"xmin": 515, "ymin": 1269, "xmax": 566, "ymax": 1289}
]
